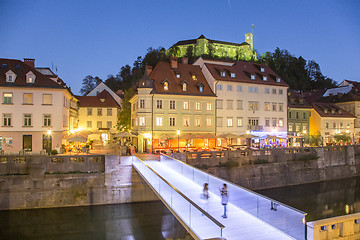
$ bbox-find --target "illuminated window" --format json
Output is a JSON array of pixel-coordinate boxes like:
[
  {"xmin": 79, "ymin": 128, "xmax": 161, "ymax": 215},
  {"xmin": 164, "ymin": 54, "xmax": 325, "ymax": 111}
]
[
  {"xmin": 260, "ymin": 67, "xmax": 265, "ymax": 72},
  {"xmin": 227, "ymin": 117, "xmax": 233, "ymax": 127},
  {"xmin": 207, "ymin": 102, "xmax": 212, "ymax": 111},
  {"xmin": 26, "ymin": 71, "xmax": 36, "ymax": 83},
  {"xmin": 288, "ymin": 124, "xmax": 293, "ymax": 131},
  {"xmin": 195, "ymin": 102, "xmax": 201, "ymax": 110},
  {"xmin": 3, "ymin": 93, "xmax": 12, "ymax": 104},
  {"xmin": 250, "ymin": 75, "xmax": 255, "ymax": 80},
  {"xmin": 43, "ymin": 94, "xmax": 52, "ymax": 105},
  {"xmin": 296, "ymin": 125, "xmax": 300, "ymax": 131},
  {"xmin": 263, "ymin": 76, "xmax": 267, "ymax": 81},
  {"xmin": 183, "ymin": 101, "xmax": 189, "ymax": 110},
  {"xmin": 182, "ymin": 83, "xmax": 187, "ymax": 91},
  {"xmin": 192, "ymin": 75, "xmax": 197, "ymax": 81},
  {"xmin": 183, "ymin": 117, "xmax": 190, "ymax": 127},
  {"xmin": 237, "ymin": 117, "xmax": 243, "ymax": 127},
  {"xmin": 176, "ymin": 73, "xmax": 181, "ymax": 78},
  {"xmin": 199, "ymin": 85, "xmax": 204, "ymax": 92},
  {"xmin": 220, "ymin": 71, "xmax": 226, "ymax": 77},
  {"xmin": 265, "ymin": 102, "xmax": 270, "ymax": 111},
  {"xmin": 139, "ymin": 117, "xmax": 145, "ymax": 126},
  {"xmin": 195, "ymin": 118, "xmax": 201, "ymax": 127},
  {"xmin": 230, "ymin": 72, "xmax": 236, "ymax": 78},
  {"xmin": 23, "ymin": 93, "xmax": 33, "ymax": 104},
  {"xmin": 249, "ymin": 101, "xmax": 259, "ymax": 111},
  {"xmin": 156, "ymin": 117, "xmax": 163, "ymax": 126},
  {"xmin": 279, "ymin": 119, "xmax": 284, "ymax": 127},
  {"xmin": 164, "ymin": 81, "xmax": 169, "ymax": 90},
  {"xmin": 206, "ymin": 118, "xmax": 212, "ymax": 127},
  {"xmin": 276, "ymin": 77, "xmax": 281, "ymax": 83}
]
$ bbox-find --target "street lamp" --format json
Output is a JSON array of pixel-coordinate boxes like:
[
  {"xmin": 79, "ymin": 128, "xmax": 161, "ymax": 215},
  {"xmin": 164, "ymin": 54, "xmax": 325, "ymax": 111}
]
[{"xmin": 177, "ymin": 129, "xmax": 180, "ymax": 152}]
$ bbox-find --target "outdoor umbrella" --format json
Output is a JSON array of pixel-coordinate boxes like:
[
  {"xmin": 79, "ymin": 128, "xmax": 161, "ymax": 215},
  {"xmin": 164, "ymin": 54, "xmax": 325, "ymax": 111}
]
[
  {"xmin": 238, "ymin": 133, "xmax": 258, "ymax": 139},
  {"xmin": 114, "ymin": 132, "xmax": 136, "ymax": 138},
  {"xmin": 159, "ymin": 134, "xmax": 174, "ymax": 140},
  {"xmin": 202, "ymin": 133, "xmax": 217, "ymax": 139},
  {"xmin": 67, "ymin": 135, "xmax": 87, "ymax": 143},
  {"xmin": 266, "ymin": 135, "xmax": 280, "ymax": 140},
  {"xmin": 219, "ymin": 133, "xmax": 239, "ymax": 139}
]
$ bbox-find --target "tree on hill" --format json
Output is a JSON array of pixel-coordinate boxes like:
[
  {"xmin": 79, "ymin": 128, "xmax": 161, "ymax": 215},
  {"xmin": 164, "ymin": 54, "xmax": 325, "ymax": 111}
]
[
  {"xmin": 116, "ymin": 88, "xmax": 135, "ymax": 132},
  {"xmin": 79, "ymin": 75, "xmax": 102, "ymax": 95}
]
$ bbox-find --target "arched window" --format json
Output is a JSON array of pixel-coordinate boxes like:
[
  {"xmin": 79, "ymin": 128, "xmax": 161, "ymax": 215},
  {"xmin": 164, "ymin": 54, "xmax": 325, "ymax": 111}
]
[
  {"xmin": 164, "ymin": 81, "xmax": 168, "ymax": 90},
  {"xmin": 199, "ymin": 84, "xmax": 204, "ymax": 92},
  {"xmin": 182, "ymin": 83, "xmax": 187, "ymax": 91}
]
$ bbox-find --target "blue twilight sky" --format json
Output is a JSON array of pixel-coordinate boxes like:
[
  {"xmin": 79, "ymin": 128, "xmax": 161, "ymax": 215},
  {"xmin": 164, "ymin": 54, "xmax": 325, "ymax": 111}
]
[{"xmin": 0, "ymin": 0, "xmax": 359, "ymax": 95}]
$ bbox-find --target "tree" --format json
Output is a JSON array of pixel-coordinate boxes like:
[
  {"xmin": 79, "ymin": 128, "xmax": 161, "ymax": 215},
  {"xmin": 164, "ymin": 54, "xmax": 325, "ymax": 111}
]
[
  {"xmin": 79, "ymin": 75, "xmax": 102, "ymax": 95},
  {"xmin": 116, "ymin": 88, "xmax": 135, "ymax": 132},
  {"xmin": 185, "ymin": 45, "xmax": 195, "ymax": 64},
  {"xmin": 334, "ymin": 133, "xmax": 351, "ymax": 145},
  {"xmin": 167, "ymin": 45, "xmax": 180, "ymax": 57}
]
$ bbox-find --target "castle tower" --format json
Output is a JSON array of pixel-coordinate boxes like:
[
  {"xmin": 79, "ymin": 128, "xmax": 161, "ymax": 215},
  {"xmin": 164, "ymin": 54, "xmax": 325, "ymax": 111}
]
[{"xmin": 245, "ymin": 33, "xmax": 253, "ymax": 50}]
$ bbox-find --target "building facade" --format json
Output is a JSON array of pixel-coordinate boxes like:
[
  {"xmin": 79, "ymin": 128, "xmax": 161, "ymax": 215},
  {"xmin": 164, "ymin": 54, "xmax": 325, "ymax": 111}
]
[
  {"xmin": 168, "ymin": 33, "xmax": 256, "ymax": 61},
  {"xmin": 130, "ymin": 58, "xmax": 216, "ymax": 153},
  {"xmin": 0, "ymin": 58, "xmax": 78, "ymax": 154}
]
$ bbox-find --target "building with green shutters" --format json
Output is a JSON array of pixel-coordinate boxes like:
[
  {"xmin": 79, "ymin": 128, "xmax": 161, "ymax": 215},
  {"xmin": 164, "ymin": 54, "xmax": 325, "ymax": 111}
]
[{"xmin": 168, "ymin": 33, "xmax": 257, "ymax": 61}]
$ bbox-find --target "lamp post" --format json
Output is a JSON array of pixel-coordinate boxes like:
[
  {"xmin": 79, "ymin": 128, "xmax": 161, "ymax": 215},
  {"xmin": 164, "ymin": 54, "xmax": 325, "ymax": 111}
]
[{"xmin": 177, "ymin": 129, "xmax": 180, "ymax": 152}]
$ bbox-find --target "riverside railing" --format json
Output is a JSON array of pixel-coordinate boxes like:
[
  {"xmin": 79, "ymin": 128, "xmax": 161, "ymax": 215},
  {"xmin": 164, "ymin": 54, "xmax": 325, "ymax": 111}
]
[
  {"xmin": 160, "ymin": 153, "xmax": 307, "ymax": 240},
  {"xmin": 132, "ymin": 156, "xmax": 225, "ymax": 240}
]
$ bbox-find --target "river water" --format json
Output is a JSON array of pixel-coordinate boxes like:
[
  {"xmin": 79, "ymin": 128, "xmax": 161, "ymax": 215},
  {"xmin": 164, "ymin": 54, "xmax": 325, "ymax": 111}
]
[{"xmin": 257, "ymin": 176, "xmax": 360, "ymax": 222}]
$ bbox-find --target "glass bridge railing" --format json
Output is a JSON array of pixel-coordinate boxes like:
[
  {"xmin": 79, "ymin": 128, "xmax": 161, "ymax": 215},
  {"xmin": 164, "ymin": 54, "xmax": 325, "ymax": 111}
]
[
  {"xmin": 132, "ymin": 156, "xmax": 225, "ymax": 240},
  {"xmin": 160, "ymin": 154, "xmax": 307, "ymax": 240}
]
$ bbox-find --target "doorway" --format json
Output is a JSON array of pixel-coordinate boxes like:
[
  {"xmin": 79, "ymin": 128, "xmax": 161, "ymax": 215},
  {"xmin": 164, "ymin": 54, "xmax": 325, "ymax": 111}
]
[
  {"xmin": 43, "ymin": 135, "xmax": 52, "ymax": 154},
  {"xmin": 23, "ymin": 135, "xmax": 32, "ymax": 151}
]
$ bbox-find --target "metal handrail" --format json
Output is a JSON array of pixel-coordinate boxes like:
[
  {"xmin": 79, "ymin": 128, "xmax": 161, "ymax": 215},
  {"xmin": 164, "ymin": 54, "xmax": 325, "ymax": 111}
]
[
  {"xmin": 160, "ymin": 153, "xmax": 307, "ymax": 216},
  {"xmin": 132, "ymin": 155, "xmax": 225, "ymax": 230}
]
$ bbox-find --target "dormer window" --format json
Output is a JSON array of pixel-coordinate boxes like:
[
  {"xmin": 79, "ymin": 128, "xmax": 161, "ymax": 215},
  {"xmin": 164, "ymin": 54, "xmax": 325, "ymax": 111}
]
[
  {"xmin": 339, "ymin": 109, "xmax": 342, "ymax": 114},
  {"xmin": 220, "ymin": 71, "xmax": 226, "ymax": 77},
  {"xmin": 324, "ymin": 109, "xmax": 328, "ymax": 114},
  {"xmin": 260, "ymin": 67, "xmax": 265, "ymax": 72},
  {"xmin": 230, "ymin": 72, "xmax": 236, "ymax": 78},
  {"xmin": 250, "ymin": 75, "xmax": 255, "ymax": 80},
  {"xmin": 5, "ymin": 70, "xmax": 16, "ymax": 83},
  {"xmin": 331, "ymin": 109, "xmax": 335, "ymax": 114},
  {"xmin": 199, "ymin": 84, "xmax": 204, "ymax": 93},
  {"xmin": 100, "ymin": 99, "xmax": 105, "ymax": 103},
  {"xmin": 263, "ymin": 76, "xmax": 267, "ymax": 81},
  {"xmin": 176, "ymin": 73, "xmax": 181, "ymax": 79},
  {"xmin": 164, "ymin": 81, "xmax": 169, "ymax": 90},
  {"xmin": 182, "ymin": 83, "xmax": 187, "ymax": 91},
  {"xmin": 26, "ymin": 71, "xmax": 36, "ymax": 83},
  {"xmin": 276, "ymin": 77, "xmax": 281, "ymax": 83},
  {"xmin": 192, "ymin": 75, "xmax": 197, "ymax": 81}
]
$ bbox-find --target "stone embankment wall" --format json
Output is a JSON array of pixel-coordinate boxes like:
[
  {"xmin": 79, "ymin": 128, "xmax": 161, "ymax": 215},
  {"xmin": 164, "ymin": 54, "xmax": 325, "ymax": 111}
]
[
  {"xmin": 174, "ymin": 146, "xmax": 360, "ymax": 190},
  {"xmin": 0, "ymin": 155, "xmax": 157, "ymax": 210}
]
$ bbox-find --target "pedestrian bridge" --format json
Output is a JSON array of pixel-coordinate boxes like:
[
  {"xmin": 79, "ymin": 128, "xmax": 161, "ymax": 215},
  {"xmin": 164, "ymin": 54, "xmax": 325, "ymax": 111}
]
[{"xmin": 132, "ymin": 154, "xmax": 307, "ymax": 240}]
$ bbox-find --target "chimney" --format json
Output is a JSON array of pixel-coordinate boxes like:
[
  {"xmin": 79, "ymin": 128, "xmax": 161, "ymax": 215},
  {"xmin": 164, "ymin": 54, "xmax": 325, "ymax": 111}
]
[
  {"xmin": 24, "ymin": 58, "xmax": 35, "ymax": 68},
  {"xmin": 182, "ymin": 57, "xmax": 188, "ymax": 65},
  {"xmin": 170, "ymin": 57, "xmax": 178, "ymax": 69},
  {"xmin": 146, "ymin": 66, "xmax": 153, "ymax": 75}
]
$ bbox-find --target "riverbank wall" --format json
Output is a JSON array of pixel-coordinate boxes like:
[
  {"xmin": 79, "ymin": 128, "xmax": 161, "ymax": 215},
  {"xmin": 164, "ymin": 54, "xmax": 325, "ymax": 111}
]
[
  {"xmin": 0, "ymin": 155, "xmax": 158, "ymax": 210},
  {"xmin": 175, "ymin": 145, "xmax": 360, "ymax": 190}
]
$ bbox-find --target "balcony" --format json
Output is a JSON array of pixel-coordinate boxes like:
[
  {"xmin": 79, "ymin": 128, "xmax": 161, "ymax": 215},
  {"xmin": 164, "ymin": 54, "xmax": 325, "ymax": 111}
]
[{"xmin": 249, "ymin": 125, "xmax": 263, "ymax": 131}]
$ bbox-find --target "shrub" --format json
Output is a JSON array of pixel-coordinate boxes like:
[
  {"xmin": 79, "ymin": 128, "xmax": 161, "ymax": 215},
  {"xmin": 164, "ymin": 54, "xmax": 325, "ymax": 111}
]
[{"xmin": 51, "ymin": 149, "xmax": 58, "ymax": 155}]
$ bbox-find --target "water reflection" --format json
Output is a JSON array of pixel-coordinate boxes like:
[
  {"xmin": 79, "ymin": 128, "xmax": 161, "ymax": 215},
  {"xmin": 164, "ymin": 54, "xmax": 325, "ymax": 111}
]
[
  {"xmin": 0, "ymin": 201, "xmax": 193, "ymax": 240},
  {"xmin": 257, "ymin": 176, "xmax": 360, "ymax": 221}
]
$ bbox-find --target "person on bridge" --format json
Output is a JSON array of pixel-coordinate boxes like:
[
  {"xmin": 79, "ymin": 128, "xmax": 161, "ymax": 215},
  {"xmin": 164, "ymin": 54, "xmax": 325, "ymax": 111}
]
[
  {"xmin": 201, "ymin": 183, "xmax": 210, "ymax": 213},
  {"xmin": 220, "ymin": 184, "xmax": 228, "ymax": 218}
]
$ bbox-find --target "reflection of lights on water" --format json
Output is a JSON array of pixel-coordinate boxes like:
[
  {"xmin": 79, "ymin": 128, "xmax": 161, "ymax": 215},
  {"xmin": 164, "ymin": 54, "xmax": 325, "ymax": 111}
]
[{"xmin": 345, "ymin": 204, "xmax": 349, "ymax": 214}]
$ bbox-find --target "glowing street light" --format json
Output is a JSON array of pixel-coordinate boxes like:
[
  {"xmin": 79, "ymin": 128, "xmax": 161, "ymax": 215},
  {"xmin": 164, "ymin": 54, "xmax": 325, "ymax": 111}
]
[
  {"xmin": 47, "ymin": 129, "xmax": 52, "ymax": 135},
  {"xmin": 177, "ymin": 129, "xmax": 180, "ymax": 152}
]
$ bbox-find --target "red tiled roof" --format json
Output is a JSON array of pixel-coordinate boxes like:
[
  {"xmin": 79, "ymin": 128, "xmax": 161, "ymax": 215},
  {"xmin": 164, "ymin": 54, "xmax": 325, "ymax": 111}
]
[
  {"xmin": 313, "ymin": 102, "xmax": 356, "ymax": 118},
  {"xmin": 149, "ymin": 61, "xmax": 216, "ymax": 97},
  {"xmin": 76, "ymin": 90, "xmax": 121, "ymax": 108},
  {"xmin": 303, "ymin": 89, "xmax": 327, "ymax": 104},
  {"xmin": 288, "ymin": 90, "xmax": 312, "ymax": 108},
  {"xmin": 0, "ymin": 58, "xmax": 65, "ymax": 88},
  {"xmin": 204, "ymin": 61, "xmax": 288, "ymax": 87}
]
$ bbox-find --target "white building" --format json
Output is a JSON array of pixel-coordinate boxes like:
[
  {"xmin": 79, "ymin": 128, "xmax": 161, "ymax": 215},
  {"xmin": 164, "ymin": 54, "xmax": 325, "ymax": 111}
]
[
  {"xmin": 194, "ymin": 58, "xmax": 289, "ymax": 143},
  {"xmin": 0, "ymin": 58, "xmax": 78, "ymax": 154}
]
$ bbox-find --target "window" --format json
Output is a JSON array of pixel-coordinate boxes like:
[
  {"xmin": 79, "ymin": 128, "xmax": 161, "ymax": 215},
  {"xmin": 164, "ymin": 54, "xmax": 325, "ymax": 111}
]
[
  {"xmin": 260, "ymin": 67, "xmax": 265, "ymax": 72},
  {"xmin": 182, "ymin": 83, "xmax": 187, "ymax": 91},
  {"xmin": 296, "ymin": 112, "xmax": 299, "ymax": 119},
  {"xmin": 97, "ymin": 121, "xmax": 102, "ymax": 128},
  {"xmin": 139, "ymin": 117, "xmax": 145, "ymax": 126},
  {"xmin": 220, "ymin": 71, "xmax": 226, "ymax": 77},
  {"xmin": 226, "ymin": 100, "xmax": 233, "ymax": 109},
  {"xmin": 206, "ymin": 118, "xmax": 212, "ymax": 127},
  {"xmin": 107, "ymin": 121, "xmax": 112, "ymax": 128},
  {"xmin": 279, "ymin": 89, "xmax": 283, "ymax": 95},
  {"xmin": 156, "ymin": 100, "xmax": 163, "ymax": 109},
  {"xmin": 97, "ymin": 108, "xmax": 102, "ymax": 116},
  {"xmin": 279, "ymin": 119, "xmax": 284, "ymax": 127},
  {"xmin": 24, "ymin": 114, "xmax": 32, "ymax": 127},
  {"xmin": 217, "ymin": 84, "xmax": 222, "ymax": 91},
  {"xmin": 139, "ymin": 99, "xmax": 145, "ymax": 108},
  {"xmin": 227, "ymin": 85, "xmax": 232, "ymax": 91},
  {"xmin": 192, "ymin": 75, "xmax": 197, "ymax": 81},
  {"xmin": 170, "ymin": 100, "xmax": 176, "ymax": 109},
  {"xmin": 176, "ymin": 73, "xmax": 181, "ymax": 78},
  {"xmin": 227, "ymin": 117, "xmax": 233, "ymax": 127},
  {"xmin": 248, "ymin": 118, "xmax": 259, "ymax": 126},
  {"xmin": 303, "ymin": 125, "xmax": 307, "ymax": 132},
  {"xmin": 195, "ymin": 102, "xmax": 201, "ymax": 110},
  {"xmin": 183, "ymin": 101, "xmax": 189, "ymax": 110},
  {"xmin": 326, "ymin": 123, "xmax": 329, "ymax": 129},
  {"xmin": 199, "ymin": 85, "xmax": 204, "ymax": 92},
  {"xmin": 296, "ymin": 125, "xmax": 300, "ymax": 131},
  {"xmin": 3, "ymin": 93, "xmax": 12, "ymax": 104},
  {"xmin": 250, "ymin": 75, "xmax": 255, "ymax": 80},
  {"xmin": 183, "ymin": 117, "xmax": 190, "ymax": 127},
  {"xmin": 87, "ymin": 121, "xmax": 92, "ymax": 128},
  {"xmin": 23, "ymin": 93, "xmax": 33, "ymax": 104},
  {"xmin": 237, "ymin": 100, "xmax": 243, "ymax": 110},
  {"xmin": 272, "ymin": 103, "xmax": 277, "ymax": 111},
  {"xmin": 170, "ymin": 117, "xmax": 175, "ymax": 127},
  {"xmin": 249, "ymin": 87, "xmax": 258, "ymax": 93},
  {"xmin": 279, "ymin": 103, "xmax": 284, "ymax": 112},
  {"xmin": 217, "ymin": 117, "xmax": 223, "ymax": 127},
  {"xmin": 3, "ymin": 113, "xmax": 11, "ymax": 127},
  {"xmin": 5, "ymin": 70, "xmax": 16, "ymax": 82},
  {"xmin": 340, "ymin": 122, "xmax": 343, "ymax": 129},
  {"xmin": 87, "ymin": 108, "xmax": 92, "ymax": 116},
  {"xmin": 44, "ymin": 114, "xmax": 51, "ymax": 127},
  {"xmin": 272, "ymin": 118, "xmax": 277, "ymax": 127},
  {"xmin": 272, "ymin": 89, "xmax": 277, "ymax": 94},
  {"xmin": 156, "ymin": 117, "xmax": 163, "ymax": 126},
  {"xmin": 207, "ymin": 102, "xmax": 212, "ymax": 111},
  {"xmin": 289, "ymin": 124, "xmax": 293, "ymax": 132},
  {"xmin": 333, "ymin": 123, "xmax": 336, "ymax": 129},
  {"xmin": 303, "ymin": 112, "xmax": 306, "ymax": 119},
  {"xmin": 237, "ymin": 117, "xmax": 243, "ymax": 127},
  {"xmin": 164, "ymin": 82, "xmax": 168, "ymax": 90},
  {"xmin": 43, "ymin": 94, "xmax": 52, "ymax": 105},
  {"xmin": 265, "ymin": 118, "xmax": 270, "ymax": 127},
  {"xmin": 105, "ymin": 108, "xmax": 112, "ymax": 116},
  {"xmin": 265, "ymin": 88, "xmax": 270, "ymax": 94},
  {"xmin": 26, "ymin": 71, "xmax": 36, "ymax": 83},
  {"xmin": 195, "ymin": 118, "xmax": 201, "ymax": 127},
  {"xmin": 237, "ymin": 86, "xmax": 242, "ymax": 92},
  {"xmin": 216, "ymin": 99, "xmax": 223, "ymax": 109},
  {"xmin": 263, "ymin": 76, "xmax": 267, "ymax": 81},
  {"xmin": 249, "ymin": 101, "xmax": 259, "ymax": 111},
  {"xmin": 276, "ymin": 77, "xmax": 281, "ymax": 83},
  {"xmin": 289, "ymin": 112, "xmax": 292, "ymax": 118},
  {"xmin": 230, "ymin": 72, "xmax": 236, "ymax": 78},
  {"xmin": 265, "ymin": 102, "xmax": 270, "ymax": 111}
]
